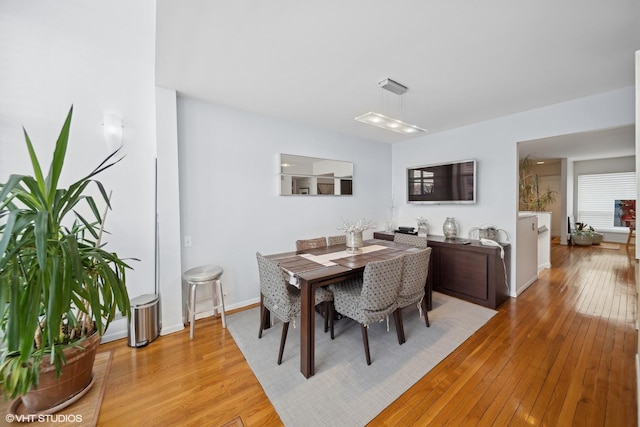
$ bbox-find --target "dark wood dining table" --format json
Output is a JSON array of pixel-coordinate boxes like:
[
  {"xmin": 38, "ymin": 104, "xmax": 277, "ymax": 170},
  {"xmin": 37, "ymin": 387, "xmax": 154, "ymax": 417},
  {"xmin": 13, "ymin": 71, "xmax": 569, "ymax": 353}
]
[{"xmin": 264, "ymin": 239, "xmax": 421, "ymax": 378}]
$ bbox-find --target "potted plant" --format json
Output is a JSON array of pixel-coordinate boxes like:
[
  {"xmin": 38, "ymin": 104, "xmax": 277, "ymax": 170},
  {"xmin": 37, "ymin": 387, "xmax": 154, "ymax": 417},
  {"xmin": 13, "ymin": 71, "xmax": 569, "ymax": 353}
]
[
  {"xmin": 592, "ymin": 231, "xmax": 604, "ymax": 245},
  {"xmin": 571, "ymin": 222, "xmax": 594, "ymax": 246},
  {"xmin": 518, "ymin": 155, "xmax": 558, "ymax": 212},
  {"xmin": 0, "ymin": 107, "xmax": 132, "ymax": 413}
]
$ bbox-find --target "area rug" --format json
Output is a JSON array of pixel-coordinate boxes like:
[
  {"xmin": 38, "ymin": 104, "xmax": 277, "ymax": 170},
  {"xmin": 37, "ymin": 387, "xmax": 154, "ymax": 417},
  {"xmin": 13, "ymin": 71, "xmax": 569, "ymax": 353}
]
[
  {"xmin": 0, "ymin": 350, "xmax": 113, "ymax": 427},
  {"xmin": 227, "ymin": 292, "xmax": 496, "ymax": 427}
]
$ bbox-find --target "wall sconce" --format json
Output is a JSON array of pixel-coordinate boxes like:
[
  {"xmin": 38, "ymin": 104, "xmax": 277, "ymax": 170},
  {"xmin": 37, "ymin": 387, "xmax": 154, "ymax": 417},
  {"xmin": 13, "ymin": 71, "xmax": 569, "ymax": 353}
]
[{"xmin": 103, "ymin": 113, "xmax": 123, "ymax": 152}]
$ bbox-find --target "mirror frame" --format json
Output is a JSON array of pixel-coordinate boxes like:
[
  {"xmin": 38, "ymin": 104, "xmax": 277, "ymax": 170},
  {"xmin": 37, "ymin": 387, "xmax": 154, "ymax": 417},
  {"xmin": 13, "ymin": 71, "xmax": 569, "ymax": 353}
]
[{"xmin": 279, "ymin": 154, "xmax": 353, "ymax": 196}]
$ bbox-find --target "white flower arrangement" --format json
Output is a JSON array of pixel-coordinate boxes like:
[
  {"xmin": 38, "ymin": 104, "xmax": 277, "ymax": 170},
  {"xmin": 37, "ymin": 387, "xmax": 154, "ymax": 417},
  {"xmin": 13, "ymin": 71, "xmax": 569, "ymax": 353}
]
[{"xmin": 338, "ymin": 217, "xmax": 376, "ymax": 233}]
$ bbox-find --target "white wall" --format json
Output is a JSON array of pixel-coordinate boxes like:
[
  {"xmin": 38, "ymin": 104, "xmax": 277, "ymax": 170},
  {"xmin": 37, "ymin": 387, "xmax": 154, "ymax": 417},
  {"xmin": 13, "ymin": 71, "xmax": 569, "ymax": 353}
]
[
  {"xmin": 177, "ymin": 97, "xmax": 391, "ymax": 309},
  {"xmin": 392, "ymin": 87, "xmax": 635, "ymax": 296},
  {"xmin": 0, "ymin": 1, "xmax": 158, "ymax": 341},
  {"xmin": 562, "ymin": 159, "xmax": 575, "ymax": 245}
]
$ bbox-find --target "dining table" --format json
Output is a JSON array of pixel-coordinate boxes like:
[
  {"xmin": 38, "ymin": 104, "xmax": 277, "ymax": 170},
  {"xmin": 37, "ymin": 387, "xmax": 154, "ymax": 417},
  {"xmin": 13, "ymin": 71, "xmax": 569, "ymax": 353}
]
[{"xmin": 264, "ymin": 238, "xmax": 424, "ymax": 378}]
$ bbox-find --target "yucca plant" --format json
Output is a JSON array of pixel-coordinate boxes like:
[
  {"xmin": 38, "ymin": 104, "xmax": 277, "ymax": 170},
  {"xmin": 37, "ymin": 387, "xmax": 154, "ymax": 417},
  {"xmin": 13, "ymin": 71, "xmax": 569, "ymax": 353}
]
[
  {"xmin": 0, "ymin": 106, "xmax": 132, "ymax": 399},
  {"xmin": 518, "ymin": 155, "xmax": 558, "ymax": 212}
]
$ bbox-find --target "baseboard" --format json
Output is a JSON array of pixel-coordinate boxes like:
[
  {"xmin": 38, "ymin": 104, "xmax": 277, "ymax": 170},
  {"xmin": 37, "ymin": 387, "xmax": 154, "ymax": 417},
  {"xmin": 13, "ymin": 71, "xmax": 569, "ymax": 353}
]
[
  {"xmin": 193, "ymin": 297, "xmax": 260, "ymax": 320},
  {"xmin": 159, "ymin": 322, "xmax": 185, "ymax": 336},
  {"xmin": 101, "ymin": 329, "xmax": 128, "ymax": 343},
  {"xmin": 538, "ymin": 262, "xmax": 551, "ymax": 273},
  {"xmin": 99, "ymin": 299, "xmax": 262, "ymax": 342},
  {"xmin": 516, "ymin": 276, "xmax": 538, "ymax": 297}
]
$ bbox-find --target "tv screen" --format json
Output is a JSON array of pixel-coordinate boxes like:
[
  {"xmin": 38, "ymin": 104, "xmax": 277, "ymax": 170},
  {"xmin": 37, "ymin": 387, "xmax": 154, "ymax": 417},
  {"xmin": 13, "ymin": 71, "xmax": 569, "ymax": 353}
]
[{"xmin": 407, "ymin": 159, "xmax": 476, "ymax": 204}]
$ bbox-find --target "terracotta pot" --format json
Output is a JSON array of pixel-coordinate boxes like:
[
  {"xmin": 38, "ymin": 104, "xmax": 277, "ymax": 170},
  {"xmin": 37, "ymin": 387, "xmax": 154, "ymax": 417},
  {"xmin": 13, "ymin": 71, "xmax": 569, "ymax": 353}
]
[{"xmin": 20, "ymin": 332, "xmax": 100, "ymax": 414}]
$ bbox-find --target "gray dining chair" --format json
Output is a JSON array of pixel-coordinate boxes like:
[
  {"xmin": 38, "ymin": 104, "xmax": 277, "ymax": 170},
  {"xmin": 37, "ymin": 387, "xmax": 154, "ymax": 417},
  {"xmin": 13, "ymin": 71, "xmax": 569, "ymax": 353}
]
[
  {"xmin": 327, "ymin": 235, "xmax": 346, "ymax": 246},
  {"xmin": 393, "ymin": 233, "xmax": 428, "ymax": 247},
  {"xmin": 256, "ymin": 252, "xmax": 334, "ymax": 364},
  {"xmin": 296, "ymin": 237, "xmax": 328, "ymax": 251},
  {"xmin": 329, "ymin": 255, "xmax": 405, "ymax": 365},
  {"xmin": 396, "ymin": 248, "xmax": 432, "ymax": 342},
  {"xmin": 295, "ymin": 237, "xmax": 334, "ymax": 333}
]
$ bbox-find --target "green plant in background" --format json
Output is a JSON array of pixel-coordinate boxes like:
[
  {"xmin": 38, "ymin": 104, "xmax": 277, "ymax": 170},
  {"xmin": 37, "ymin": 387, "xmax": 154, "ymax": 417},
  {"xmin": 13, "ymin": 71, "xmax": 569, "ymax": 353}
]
[
  {"xmin": 518, "ymin": 155, "xmax": 558, "ymax": 211},
  {"xmin": 0, "ymin": 107, "xmax": 132, "ymax": 398},
  {"xmin": 573, "ymin": 222, "xmax": 594, "ymax": 236}
]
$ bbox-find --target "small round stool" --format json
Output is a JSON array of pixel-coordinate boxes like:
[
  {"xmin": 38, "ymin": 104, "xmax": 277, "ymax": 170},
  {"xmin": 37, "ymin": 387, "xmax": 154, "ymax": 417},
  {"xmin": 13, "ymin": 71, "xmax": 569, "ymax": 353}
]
[{"xmin": 183, "ymin": 265, "xmax": 226, "ymax": 339}]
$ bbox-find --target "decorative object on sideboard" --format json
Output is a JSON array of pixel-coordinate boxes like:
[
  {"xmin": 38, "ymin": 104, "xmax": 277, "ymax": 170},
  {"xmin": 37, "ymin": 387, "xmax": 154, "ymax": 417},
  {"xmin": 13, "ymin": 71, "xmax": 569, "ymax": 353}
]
[
  {"xmin": 385, "ymin": 219, "xmax": 394, "ymax": 232},
  {"xmin": 416, "ymin": 217, "xmax": 429, "ymax": 237},
  {"xmin": 396, "ymin": 226, "xmax": 416, "ymax": 235},
  {"xmin": 468, "ymin": 224, "xmax": 510, "ymax": 243},
  {"xmin": 443, "ymin": 217, "xmax": 458, "ymax": 239},
  {"xmin": 338, "ymin": 217, "xmax": 375, "ymax": 254}
]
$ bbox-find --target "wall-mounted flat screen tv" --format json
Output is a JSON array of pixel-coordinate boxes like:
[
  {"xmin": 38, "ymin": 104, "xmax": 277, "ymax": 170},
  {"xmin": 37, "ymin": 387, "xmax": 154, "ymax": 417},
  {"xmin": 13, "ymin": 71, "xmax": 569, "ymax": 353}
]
[{"xmin": 407, "ymin": 159, "xmax": 476, "ymax": 204}]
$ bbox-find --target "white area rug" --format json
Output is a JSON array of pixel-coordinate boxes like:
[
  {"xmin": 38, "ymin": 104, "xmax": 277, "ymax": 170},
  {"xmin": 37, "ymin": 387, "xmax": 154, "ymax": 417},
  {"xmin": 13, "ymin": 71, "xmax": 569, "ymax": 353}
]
[{"xmin": 227, "ymin": 292, "xmax": 496, "ymax": 427}]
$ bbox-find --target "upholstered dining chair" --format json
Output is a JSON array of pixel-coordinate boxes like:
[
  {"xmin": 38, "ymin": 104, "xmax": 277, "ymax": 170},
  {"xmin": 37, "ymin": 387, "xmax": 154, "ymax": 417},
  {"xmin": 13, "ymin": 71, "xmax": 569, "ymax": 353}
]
[
  {"xmin": 256, "ymin": 252, "xmax": 334, "ymax": 364},
  {"xmin": 295, "ymin": 237, "xmax": 334, "ymax": 333},
  {"xmin": 393, "ymin": 233, "xmax": 428, "ymax": 248},
  {"xmin": 396, "ymin": 248, "xmax": 432, "ymax": 342},
  {"xmin": 295, "ymin": 237, "xmax": 327, "ymax": 251},
  {"xmin": 327, "ymin": 235, "xmax": 346, "ymax": 246},
  {"xmin": 329, "ymin": 255, "xmax": 405, "ymax": 365}
]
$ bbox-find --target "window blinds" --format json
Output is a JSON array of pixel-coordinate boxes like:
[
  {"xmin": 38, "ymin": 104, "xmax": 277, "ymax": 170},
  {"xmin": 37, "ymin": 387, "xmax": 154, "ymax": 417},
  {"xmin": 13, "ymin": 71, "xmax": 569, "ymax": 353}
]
[{"xmin": 577, "ymin": 172, "xmax": 636, "ymax": 230}]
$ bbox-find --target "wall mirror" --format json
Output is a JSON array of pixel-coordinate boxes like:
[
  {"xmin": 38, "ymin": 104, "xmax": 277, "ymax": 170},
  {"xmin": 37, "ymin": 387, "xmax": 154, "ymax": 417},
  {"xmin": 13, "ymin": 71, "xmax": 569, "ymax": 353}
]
[{"xmin": 279, "ymin": 154, "xmax": 353, "ymax": 196}]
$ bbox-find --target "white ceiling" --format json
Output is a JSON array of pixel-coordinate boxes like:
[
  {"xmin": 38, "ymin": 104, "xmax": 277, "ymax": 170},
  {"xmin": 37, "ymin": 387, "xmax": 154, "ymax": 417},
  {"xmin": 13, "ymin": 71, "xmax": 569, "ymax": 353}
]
[
  {"xmin": 156, "ymin": 1, "xmax": 640, "ymax": 147},
  {"xmin": 518, "ymin": 125, "xmax": 635, "ymax": 162}
]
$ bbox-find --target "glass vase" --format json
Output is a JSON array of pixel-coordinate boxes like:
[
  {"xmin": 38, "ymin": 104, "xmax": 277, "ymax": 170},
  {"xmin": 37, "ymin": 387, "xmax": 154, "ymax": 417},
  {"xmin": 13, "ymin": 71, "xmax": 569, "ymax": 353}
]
[
  {"xmin": 443, "ymin": 217, "xmax": 458, "ymax": 239},
  {"xmin": 346, "ymin": 230, "xmax": 363, "ymax": 254},
  {"xmin": 417, "ymin": 220, "xmax": 429, "ymax": 237}
]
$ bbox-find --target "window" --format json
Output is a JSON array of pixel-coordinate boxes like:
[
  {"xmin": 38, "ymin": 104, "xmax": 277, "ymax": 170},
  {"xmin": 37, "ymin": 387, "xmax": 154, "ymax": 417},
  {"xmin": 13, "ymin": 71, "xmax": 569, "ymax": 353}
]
[{"xmin": 577, "ymin": 172, "xmax": 636, "ymax": 230}]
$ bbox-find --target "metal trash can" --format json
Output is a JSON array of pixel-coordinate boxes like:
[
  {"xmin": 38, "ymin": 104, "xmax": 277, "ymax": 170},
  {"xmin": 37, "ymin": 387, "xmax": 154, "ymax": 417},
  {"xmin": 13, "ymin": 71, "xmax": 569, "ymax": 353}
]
[{"xmin": 128, "ymin": 294, "xmax": 160, "ymax": 348}]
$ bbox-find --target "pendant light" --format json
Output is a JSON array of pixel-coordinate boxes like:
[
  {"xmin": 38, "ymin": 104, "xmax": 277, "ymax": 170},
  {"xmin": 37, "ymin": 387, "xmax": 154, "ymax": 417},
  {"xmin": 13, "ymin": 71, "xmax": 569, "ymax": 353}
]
[{"xmin": 354, "ymin": 78, "xmax": 427, "ymax": 135}]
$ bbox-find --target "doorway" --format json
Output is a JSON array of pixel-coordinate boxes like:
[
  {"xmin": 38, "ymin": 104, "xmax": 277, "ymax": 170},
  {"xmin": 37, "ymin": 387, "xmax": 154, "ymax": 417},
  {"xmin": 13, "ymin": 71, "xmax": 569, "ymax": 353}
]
[{"xmin": 537, "ymin": 175, "xmax": 561, "ymax": 236}]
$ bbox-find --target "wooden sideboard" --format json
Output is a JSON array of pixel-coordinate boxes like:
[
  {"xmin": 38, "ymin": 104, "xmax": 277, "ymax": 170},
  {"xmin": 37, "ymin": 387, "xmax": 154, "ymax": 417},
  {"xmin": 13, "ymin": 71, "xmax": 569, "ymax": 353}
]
[{"xmin": 373, "ymin": 232, "xmax": 511, "ymax": 309}]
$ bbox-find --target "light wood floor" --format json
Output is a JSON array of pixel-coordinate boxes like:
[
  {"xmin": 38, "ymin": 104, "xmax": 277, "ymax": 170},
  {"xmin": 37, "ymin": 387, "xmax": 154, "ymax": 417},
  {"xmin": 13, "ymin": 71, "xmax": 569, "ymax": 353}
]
[{"xmin": 98, "ymin": 242, "xmax": 638, "ymax": 426}]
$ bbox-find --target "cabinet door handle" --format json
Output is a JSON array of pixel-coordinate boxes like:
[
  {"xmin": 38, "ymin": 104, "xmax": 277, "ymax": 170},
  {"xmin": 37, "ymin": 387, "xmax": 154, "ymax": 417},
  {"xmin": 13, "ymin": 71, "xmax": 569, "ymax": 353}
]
[{"xmin": 531, "ymin": 223, "xmax": 535, "ymax": 231}]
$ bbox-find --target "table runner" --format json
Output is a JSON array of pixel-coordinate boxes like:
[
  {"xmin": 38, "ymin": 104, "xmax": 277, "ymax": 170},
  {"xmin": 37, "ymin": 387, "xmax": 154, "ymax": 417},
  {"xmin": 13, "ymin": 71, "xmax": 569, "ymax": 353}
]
[
  {"xmin": 280, "ymin": 244, "xmax": 388, "ymax": 287},
  {"xmin": 299, "ymin": 244, "xmax": 387, "ymax": 265}
]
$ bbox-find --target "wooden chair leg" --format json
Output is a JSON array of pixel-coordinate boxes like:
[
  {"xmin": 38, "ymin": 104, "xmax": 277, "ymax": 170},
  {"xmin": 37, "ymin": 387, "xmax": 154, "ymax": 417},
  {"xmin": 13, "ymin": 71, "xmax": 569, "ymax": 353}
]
[
  {"xmin": 361, "ymin": 324, "xmax": 372, "ymax": 365},
  {"xmin": 421, "ymin": 298, "xmax": 430, "ymax": 328},
  {"xmin": 258, "ymin": 301, "xmax": 268, "ymax": 338},
  {"xmin": 393, "ymin": 309, "xmax": 406, "ymax": 344},
  {"xmin": 328, "ymin": 303, "xmax": 335, "ymax": 339},
  {"xmin": 323, "ymin": 302, "xmax": 329, "ymax": 333},
  {"xmin": 277, "ymin": 322, "xmax": 290, "ymax": 365}
]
